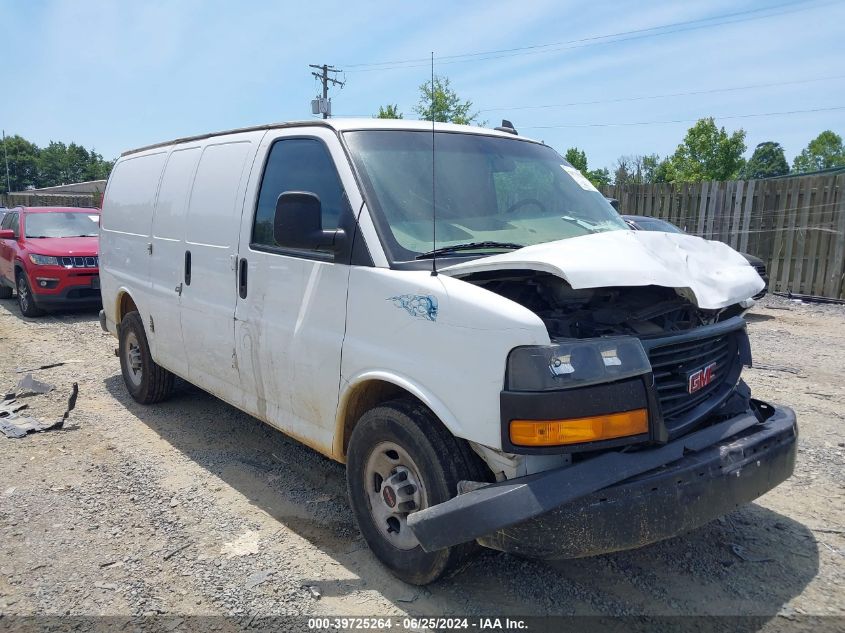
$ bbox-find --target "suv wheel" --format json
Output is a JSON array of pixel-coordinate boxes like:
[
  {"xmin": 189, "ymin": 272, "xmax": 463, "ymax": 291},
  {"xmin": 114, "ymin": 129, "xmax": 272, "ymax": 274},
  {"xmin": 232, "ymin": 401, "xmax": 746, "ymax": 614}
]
[
  {"xmin": 16, "ymin": 272, "xmax": 44, "ymax": 317},
  {"xmin": 346, "ymin": 399, "xmax": 488, "ymax": 585},
  {"xmin": 118, "ymin": 311, "xmax": 174, "ymax": 404}
]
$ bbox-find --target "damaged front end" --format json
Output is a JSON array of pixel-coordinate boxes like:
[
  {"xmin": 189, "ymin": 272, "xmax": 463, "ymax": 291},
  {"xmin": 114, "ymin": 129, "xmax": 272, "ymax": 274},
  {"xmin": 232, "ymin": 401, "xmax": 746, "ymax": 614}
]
[{"xmin": 405, "ymin": 232, "xmax": 795, "ymax": 558}]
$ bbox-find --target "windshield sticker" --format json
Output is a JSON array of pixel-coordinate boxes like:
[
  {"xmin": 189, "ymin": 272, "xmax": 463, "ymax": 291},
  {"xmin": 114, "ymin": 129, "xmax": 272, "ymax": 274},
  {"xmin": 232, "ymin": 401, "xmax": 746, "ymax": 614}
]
[
  {"xmin": 561, "ymin": 165, "xmax": 599, "ymax": 192},
  {"xmin": 387, "ymin": 294, "xmax": 438, "ymax": 322}
]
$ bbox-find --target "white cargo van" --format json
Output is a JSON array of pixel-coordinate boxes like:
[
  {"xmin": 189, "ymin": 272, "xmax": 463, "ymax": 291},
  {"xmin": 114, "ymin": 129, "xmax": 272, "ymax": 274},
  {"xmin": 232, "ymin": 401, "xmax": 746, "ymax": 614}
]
[{"xmin": 99, "ymin": 119, "xmax": 797, "ymax": 584}]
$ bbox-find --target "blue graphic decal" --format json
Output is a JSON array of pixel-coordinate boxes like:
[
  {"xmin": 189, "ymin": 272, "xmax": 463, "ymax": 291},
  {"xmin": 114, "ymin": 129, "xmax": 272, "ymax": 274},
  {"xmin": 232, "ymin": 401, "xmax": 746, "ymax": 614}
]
[{"xmin": 387, "ymin": 294, "xmax": 438, "ymax": 322}]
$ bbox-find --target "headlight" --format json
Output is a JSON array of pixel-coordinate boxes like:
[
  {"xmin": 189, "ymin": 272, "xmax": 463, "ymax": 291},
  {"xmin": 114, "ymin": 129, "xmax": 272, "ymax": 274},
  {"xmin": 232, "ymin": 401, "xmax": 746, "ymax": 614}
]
[
  {"xmin": 507, "ymin": 337, "xmax": 651, "ymax": 391},
  {"xmin": 29, "ymin": 254, "xmax": 59, "ymax": 266}
]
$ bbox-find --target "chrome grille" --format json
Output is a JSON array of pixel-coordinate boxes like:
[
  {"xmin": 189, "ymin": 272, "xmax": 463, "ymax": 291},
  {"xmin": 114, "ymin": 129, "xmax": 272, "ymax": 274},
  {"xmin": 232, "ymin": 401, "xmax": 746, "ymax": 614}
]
[{"xmin": 59, "ymin": 255, "xmax": 98, "ymax": 268}]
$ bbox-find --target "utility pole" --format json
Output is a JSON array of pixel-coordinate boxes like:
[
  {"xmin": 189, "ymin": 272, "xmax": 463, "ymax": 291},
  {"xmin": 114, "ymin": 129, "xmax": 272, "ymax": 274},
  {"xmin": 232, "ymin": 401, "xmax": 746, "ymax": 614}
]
[
  {"xmin": 2, "ymin": 130, "xmax": 10, "ymax": 194},
  {"xmin": 309, "ymin": 64, "xmax": 344, "ymax": 119}
]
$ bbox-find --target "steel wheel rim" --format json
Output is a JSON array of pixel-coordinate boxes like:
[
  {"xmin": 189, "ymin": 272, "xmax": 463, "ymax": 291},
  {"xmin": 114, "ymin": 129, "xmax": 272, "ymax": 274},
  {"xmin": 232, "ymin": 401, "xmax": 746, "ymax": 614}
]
[
  {"xmin": 124, "ymin": 331, "xmax": 143, "ymax": 388},
  {"xmin": 17, "ymin": 277, "xmax": 29, "ymax": 312},
  {"xmin": 363, "ymin": 441, "xmax": 427, "ymax": 551}
]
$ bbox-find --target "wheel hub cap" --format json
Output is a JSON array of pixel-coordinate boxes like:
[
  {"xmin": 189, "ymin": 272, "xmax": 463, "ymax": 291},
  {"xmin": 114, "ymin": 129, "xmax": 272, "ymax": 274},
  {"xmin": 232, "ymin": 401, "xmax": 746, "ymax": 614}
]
[{"xmin": 364, "ymin": 442, "xmax": 427, "ymax": 550}]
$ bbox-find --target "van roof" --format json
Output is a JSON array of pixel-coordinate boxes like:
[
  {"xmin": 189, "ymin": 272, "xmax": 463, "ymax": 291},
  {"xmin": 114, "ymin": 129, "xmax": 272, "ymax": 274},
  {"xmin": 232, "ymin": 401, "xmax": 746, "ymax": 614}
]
[{"xmin": 121, "ymin": 118, "xmax": 542, "ymax": 157}]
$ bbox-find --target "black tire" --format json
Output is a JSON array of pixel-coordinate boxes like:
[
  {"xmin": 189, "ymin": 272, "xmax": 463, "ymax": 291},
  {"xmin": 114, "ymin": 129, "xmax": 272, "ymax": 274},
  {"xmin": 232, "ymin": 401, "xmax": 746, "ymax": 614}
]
[
  {"xmin": 16, "ymin": 271, "xmax": 44, "ymax": 317},
  {"xmin": 0, "ymin": 283, "xmax": 12, "ymax": 299},
  {"xmin": 118, "ymin": 311, "xmax": 174, "ymax": 404},
  {"xmin": 346, "ymin": 399, "xmax": 489, "ymax": 585}
]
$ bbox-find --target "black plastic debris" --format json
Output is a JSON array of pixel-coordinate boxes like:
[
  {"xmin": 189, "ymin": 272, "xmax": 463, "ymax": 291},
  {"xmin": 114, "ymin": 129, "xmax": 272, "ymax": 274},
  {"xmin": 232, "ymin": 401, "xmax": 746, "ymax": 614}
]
[{"xmin": 0, "ymin": 383, "xmax": 78, "ymax": 438}]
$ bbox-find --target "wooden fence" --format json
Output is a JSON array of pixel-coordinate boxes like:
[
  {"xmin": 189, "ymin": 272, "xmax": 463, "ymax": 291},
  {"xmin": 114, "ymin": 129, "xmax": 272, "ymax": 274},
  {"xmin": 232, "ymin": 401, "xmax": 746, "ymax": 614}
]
[
  {"xmin": 1, "ymin": 192, "xmax": 100, "ymax": 208},
  {"xmin": 602, "ymin": 172, "xmax": 845, "ymax": 300}
]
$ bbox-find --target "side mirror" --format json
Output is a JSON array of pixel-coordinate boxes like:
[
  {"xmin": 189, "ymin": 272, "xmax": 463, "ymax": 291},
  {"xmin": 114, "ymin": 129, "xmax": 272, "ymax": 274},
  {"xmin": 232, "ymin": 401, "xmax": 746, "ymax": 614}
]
[
  {"xmin": 273, "ymin": 191, "xmax": 346, "ymax": 253},
  {"xmin": 0, "ymin": 229, "xmax": 15, "ymax": 240},
  {"xmin": 606, "ymin": 198, "xmax": 620, "ymax": 211}
]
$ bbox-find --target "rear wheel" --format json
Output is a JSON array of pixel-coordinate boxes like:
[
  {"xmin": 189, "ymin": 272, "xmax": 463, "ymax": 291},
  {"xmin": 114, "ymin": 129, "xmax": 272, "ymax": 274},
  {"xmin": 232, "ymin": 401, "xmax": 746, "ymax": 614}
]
[
  {"xmin": 16, "ymin": 272, "xmax": 44, "ymax": 317},
  {"xmin": 119, "ymin": 311, "xmax": 174, "ymax": 404},
  {"xmin": 346, "ymin": 399, "xmax": 487, "ymax": 585}
]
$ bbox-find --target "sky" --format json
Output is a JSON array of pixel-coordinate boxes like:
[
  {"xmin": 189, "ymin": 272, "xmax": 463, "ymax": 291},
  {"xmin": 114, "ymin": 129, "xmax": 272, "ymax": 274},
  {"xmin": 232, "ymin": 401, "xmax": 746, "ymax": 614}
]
[{"xmin": 2, "ymin": 0, "xmax": 844, "ymax": 172}]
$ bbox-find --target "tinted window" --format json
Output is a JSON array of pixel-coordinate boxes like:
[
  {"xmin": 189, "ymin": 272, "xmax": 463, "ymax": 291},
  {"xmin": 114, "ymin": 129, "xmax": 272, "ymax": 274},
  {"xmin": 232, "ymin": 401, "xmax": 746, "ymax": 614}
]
[
  {"xmin": 252, "ymin": 138, "xmax": 344, "ymax": 247},
  {"xmin": 0, "ymin": 212, "xmax": 10, "ymax": 229}
]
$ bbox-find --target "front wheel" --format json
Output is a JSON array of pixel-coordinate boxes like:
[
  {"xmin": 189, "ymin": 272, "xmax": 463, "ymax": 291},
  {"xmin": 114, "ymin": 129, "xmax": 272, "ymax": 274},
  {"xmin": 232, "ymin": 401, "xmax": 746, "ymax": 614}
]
[
  {"xmin": 119, "ymin": 311, "xmax": 174, "ymax": 404},
  {"xmin": 346, "ymin": 399, "xmax": 487, "ymax": 585},
  {"xmin": 17, "ymin": 272, "xmax": 44, "ymax": 317}
]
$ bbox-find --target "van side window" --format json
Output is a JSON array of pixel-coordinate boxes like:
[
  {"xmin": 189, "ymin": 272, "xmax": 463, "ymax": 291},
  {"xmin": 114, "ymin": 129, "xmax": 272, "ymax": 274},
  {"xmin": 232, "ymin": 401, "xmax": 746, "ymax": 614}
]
[{"xmin": 252, "ymin": 138, "xmax": 344, "ymax": 248}]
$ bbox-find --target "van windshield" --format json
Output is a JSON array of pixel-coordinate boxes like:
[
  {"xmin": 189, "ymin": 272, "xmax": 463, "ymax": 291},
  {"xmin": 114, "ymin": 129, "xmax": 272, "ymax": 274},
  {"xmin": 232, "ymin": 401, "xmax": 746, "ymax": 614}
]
[
  {"xmin": 25, "ymin": 212, "xmax": 99, "ymax": 238},
  {"xmin": 343, "ymin": 130, "xmax": 627, "ymax": 262}
]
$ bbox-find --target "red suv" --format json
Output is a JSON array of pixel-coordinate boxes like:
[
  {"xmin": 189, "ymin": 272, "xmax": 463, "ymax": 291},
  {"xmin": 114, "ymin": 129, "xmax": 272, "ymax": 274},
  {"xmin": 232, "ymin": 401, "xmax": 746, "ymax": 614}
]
[{"xmin": 0, "ymin": 207, "xmax": 101, "ymax": 316}]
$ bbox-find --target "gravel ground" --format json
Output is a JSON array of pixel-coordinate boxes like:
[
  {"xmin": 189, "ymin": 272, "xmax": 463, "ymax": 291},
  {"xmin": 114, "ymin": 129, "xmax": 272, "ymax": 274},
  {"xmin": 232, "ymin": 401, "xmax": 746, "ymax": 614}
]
[{"xmin": 0, "ymin": 293, "xmax": 843, "ymax": 626}]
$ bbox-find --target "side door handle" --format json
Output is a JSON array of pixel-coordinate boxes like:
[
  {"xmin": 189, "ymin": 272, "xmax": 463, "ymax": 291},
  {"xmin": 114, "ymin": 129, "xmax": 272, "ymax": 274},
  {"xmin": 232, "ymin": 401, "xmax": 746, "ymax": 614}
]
[
  {"xmin": 184, "ymin": 250, "xmax": 191, "ymax": 285},
  {"xmin": 175, "ymin": 283, "xmax": 183, "ymax": 296},
  {"xmin": 238, "ymin": 258, "xmax": 248, "ymax": 299}
]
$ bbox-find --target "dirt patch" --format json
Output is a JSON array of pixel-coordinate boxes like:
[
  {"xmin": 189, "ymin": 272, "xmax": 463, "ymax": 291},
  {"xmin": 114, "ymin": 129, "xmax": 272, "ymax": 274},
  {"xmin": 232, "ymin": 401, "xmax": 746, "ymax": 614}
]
[{"xmin": 0, "ymin": 295, "xmax": 842, "ymax": 620}]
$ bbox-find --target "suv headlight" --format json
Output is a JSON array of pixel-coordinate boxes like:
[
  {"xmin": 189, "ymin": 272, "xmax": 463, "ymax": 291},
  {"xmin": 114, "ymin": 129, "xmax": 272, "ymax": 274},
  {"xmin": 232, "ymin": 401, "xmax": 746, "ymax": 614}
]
[
  {"xmin": 506, "ymin": 337, "xmax": 651, "ymax": 391},
  {"xmin": 29, "ymin": 254, "xmax": 59, "ymax": 266}
]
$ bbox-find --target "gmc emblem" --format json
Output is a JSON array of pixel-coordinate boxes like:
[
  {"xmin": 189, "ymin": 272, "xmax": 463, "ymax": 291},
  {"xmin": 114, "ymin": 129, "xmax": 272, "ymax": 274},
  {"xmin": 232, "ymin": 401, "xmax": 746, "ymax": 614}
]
[{"xmin": 688, "ymin": 362, "xmax": 717, "ymax": 394}]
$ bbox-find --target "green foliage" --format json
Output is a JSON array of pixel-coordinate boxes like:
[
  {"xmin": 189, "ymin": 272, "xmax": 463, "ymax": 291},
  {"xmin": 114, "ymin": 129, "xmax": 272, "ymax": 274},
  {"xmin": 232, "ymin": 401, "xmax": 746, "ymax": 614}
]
[
  {"xmin": 792, "ymin": 130, "xmax": 845, "ymax": 173},
  {"xmin": 563, "ymin": 146, "xmax": 610, "ymax": 189},
  {"xmin": 1, "ymin": 134, "xmax": 113, "ymax": 194},
  {"xmin": 564, "ymin": 147, "xmax": 588, "ymax": 172},
  {"xmin": 664, "ymin": 118, "xmax": 747, "ymax": 182},
  {"xmin": 376, "ymin": 104, "xmax": 403, "ymax": 119},
  {"xmin": 588, "ymin": 167, "xmax": 611, "ymax": 188},
  {"xmin": 741, "ymin": 142, "xmax": 789, "ymax": 179},
  {"xmin": 414, "ymin": 76, "xmax": 478, "ymax": 125}
]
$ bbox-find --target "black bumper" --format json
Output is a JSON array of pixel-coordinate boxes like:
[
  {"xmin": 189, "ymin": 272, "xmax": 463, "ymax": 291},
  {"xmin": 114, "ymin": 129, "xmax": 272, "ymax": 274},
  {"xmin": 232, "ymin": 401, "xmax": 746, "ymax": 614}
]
[
  {"xmin": 33, "ymin": 285, "xmax": 102, "ymax": 308},
  {"xmin": 407, "ymin": 404, "xmax": 797, "ymax": 558}
]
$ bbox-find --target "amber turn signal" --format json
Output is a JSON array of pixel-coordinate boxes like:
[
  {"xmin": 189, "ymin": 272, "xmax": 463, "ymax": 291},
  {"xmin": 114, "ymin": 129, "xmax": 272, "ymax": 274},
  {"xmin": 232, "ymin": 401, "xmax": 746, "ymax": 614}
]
[{"xmin": 509, "ymin": 409, "xmax": 649, "ymax": 447}]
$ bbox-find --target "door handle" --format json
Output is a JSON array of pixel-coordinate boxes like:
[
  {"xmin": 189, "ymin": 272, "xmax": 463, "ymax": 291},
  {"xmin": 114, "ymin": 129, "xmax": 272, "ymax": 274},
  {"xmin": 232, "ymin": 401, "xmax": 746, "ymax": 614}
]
[
  {"xmin": 238, "ymin": 258, "xmax": 248, "ymax": 299},
  {"xmin": 184, "ymin": 250, "xmax": 191, "ymax": 286},
  {"xmin": 175, "ymin": 283, "xmax": 183, "ymax": 296}
]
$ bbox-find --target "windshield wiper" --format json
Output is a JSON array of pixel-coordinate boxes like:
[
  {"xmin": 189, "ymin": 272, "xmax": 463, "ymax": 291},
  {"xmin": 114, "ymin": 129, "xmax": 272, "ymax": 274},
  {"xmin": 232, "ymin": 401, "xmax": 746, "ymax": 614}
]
[{"xmin": 415, "ymin": 241, "xmax": 525, "ymax": 259}]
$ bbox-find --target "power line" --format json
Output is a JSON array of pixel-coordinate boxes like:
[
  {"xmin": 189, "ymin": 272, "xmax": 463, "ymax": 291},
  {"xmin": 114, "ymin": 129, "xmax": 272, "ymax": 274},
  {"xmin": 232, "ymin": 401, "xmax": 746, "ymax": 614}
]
[
  {"xmin": 343, "ymin": 0, "xmax": 833, "ymax": 72},
  {"xmin": 520, "ymin": 105, "xmax": 845, "ymax": 129},
  {"xmin": 479, "ymin": 74, "xmax": 845, "ymax": 113}
]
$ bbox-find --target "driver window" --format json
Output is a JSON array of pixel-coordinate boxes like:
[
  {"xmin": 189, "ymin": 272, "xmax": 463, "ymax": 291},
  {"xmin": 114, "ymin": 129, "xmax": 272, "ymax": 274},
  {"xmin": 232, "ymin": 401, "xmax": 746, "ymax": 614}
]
[{"xmin": 252, "ymin": 138, "xmax": 345, "ymax": 248}]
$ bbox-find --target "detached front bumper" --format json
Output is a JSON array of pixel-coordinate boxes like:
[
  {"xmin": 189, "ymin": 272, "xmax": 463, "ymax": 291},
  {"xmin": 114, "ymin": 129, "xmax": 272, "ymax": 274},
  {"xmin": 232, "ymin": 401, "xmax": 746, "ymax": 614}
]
[{"xmin": 407, "ymin": 403, "xmax": 797, "ymax": 558}]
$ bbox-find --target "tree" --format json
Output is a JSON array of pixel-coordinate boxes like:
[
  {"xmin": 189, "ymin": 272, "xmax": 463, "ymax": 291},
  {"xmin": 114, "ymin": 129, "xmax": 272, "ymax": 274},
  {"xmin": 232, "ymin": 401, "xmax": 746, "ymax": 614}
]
[
  {"xmin": 613, "ymin": 154, "xmax": 662, "ymax": 185},
  {"xmin": 665, "ymin": 117, "xmax": 747, "ymax": 182},
  {"xmin": 1, "ymin": 135, "xmax": 39, "ymax": 193},
  {"xmin": 741, "ymin": 142, "xmax": 789, "ymax": 179},
  {"xmin": 414, "ymin": 76, "xmax": 478, "ymax": 124},
  {"xmin": 376, "ymin": 104, "xmax": 403, "ymax": 119},
  {"xmin": 0, "ymin": 134, "xmax": 113, "ymax": 193},
  {"xmin": 564, "ymin": 147, "xmax": 588, "ymax": 172},
  {"xmin": 792, "ymin": 131, "xmax": 845, "ymax": 173},
  {"xmin": 563, "ymin": 147, "xmax": 609, "ymax": 188}
]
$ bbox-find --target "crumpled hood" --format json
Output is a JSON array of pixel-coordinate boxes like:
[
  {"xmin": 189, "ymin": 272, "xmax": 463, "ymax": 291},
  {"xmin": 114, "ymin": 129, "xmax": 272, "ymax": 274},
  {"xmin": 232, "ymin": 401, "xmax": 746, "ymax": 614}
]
[{"xmin": 441, "ymin": 230, "xmax": 765, "ymax": 310}]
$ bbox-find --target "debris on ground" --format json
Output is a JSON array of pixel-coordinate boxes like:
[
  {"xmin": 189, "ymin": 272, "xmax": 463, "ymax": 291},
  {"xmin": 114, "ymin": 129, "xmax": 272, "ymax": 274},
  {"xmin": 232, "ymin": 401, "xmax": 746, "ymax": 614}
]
[
  {"xmin": 15, "ymin": 373, "xmax": 54, "ymax": 396},
  {"xmin": 220, "ymin": 531, "xmax": 260, "ymax": 558},
  {"xmin": 245, "ymin": 570, "xmax": 274, "ymax": 591},
  {"xmin": 730, "ymin": 543, "xmax": 774, "ymax": 563},
  {"xmin": 163, "ymin": 543, "xmax": 192, "ymax": 561},
  {"xmin": 304, "ymin": 585, "xmax": 321, "ymax": 600},
  {"xmin": 15, "ymin": 362, "xmax": 67, "ymax": 373},
  {"xmin": 0, "ymin": 383, "xmax": 78, "ymax": 438}
]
